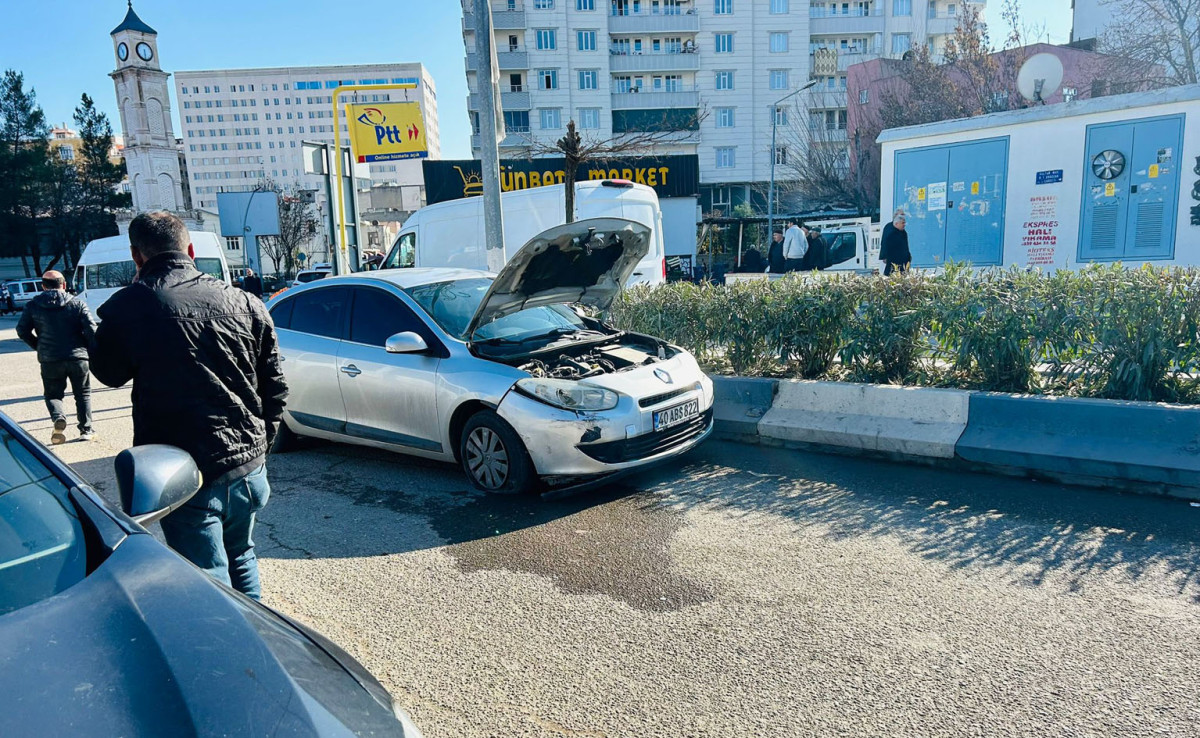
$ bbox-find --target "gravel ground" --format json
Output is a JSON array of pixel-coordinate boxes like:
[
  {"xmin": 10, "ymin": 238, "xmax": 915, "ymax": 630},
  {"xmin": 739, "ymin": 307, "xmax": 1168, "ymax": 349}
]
[{"xmin": 2, "ymin": 315, "xmax": 1198, "ymax": 737}]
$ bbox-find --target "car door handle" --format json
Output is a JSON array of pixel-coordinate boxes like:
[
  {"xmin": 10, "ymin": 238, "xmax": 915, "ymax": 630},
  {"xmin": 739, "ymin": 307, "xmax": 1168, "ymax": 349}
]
[{"xmin": 340, "ymin": 364, "xmax": 361, "ymax": 377}]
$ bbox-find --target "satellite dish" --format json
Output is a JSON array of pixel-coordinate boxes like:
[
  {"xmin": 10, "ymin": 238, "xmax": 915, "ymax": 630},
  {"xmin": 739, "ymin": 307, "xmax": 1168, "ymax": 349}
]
[{"xmin": 1017, "ymin": 53, "xmax": 1065, "ymax": 104}]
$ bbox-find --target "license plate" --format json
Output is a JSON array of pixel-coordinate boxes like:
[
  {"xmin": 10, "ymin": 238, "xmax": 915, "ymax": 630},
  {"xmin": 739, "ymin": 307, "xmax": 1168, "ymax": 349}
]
[{"xmin": 654, "ymin": 399, "xmax": 700, "ymax": 432}]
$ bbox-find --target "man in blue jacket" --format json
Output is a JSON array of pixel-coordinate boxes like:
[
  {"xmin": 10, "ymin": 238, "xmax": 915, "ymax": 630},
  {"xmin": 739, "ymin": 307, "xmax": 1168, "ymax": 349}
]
[{"xmin": 17, "ymin": 270, "xmax": 97, "ymax": 444}]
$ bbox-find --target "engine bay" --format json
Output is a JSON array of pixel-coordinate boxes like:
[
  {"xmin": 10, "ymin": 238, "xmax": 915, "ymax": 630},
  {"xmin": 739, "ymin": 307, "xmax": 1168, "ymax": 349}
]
[{"xmin": 518, "ymin": 336, "xmax": 675, "ymax": 380}]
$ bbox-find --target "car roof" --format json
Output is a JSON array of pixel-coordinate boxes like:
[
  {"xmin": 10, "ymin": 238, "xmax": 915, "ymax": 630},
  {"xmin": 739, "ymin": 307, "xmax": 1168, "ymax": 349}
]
[{"xmin": 319, "ymin": 267, "xmax": 493, "ymax": 290}]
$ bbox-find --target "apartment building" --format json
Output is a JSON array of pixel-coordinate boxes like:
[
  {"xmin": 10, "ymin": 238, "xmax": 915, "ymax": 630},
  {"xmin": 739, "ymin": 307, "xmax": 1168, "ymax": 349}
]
[
  {"xmin": 173, "ymin": 64, "xmax": 440, "ymax": 218},
  {"xmin": 1070, "ymin": 0, "xmax": 1114, "ymax": 45},
  {"xmin": 462, "ymin": 0, "xmax": 979, "ymax": 212}
]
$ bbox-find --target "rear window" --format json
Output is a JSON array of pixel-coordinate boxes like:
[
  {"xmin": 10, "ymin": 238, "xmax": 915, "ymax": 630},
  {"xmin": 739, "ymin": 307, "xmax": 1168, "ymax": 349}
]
[
  {"xmin": 194, "ymin": 257, "xmax": 224, "ymax": 281},
  {"xmin": 85, "ymin": 261, "xmax": 137, "ymax": 290},
  {"xmin": 297, "ymin": 271, "xmax": 328, "ymax": 284}
]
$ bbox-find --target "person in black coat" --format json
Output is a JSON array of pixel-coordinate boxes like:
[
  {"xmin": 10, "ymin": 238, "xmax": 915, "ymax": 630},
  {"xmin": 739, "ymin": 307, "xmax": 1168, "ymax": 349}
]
[
  {"xmin": 802, "ymin": 226, "xmax": 829, "ymax": 271},
  {"xmin": 880, "ymin": 210, "xmax": 911, "ymax": 275},
  {"xmin": 767, "ymin": 230, "xmax": 786, "ymax": 273},
  {"xmin": 90, "ymin": 211, "xmax": 288, "ymax": 601},
  {"xmin": 740, "ymin": 247, "xmax": 766, "ymax": 273},
  {"xmin": 241, "ymin": 268, "xmax": 264, "ymax": 298}
]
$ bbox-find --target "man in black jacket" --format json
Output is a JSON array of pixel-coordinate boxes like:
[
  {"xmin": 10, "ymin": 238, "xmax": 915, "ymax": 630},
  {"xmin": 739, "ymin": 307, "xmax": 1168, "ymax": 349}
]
[
  {"xmin": 879, "ymin": 210, "xmax": 911, "ymax": 276},
  {"xmin": 17, "ymin": 270, "xmax": 97, "ymax": 444},
  {"xmin": 241, "ymin": 268, "xmax": 263, "ymax": 299},
  {"xmin": 90, "ymin": 211, "xmax": 288, "ymax": 600}
]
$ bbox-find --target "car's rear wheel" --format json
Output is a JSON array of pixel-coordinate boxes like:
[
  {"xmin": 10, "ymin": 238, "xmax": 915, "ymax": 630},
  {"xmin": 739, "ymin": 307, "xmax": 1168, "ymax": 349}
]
[{"xmin": 460, "ymin": 411, "xmax": 534, "ymax": 495}]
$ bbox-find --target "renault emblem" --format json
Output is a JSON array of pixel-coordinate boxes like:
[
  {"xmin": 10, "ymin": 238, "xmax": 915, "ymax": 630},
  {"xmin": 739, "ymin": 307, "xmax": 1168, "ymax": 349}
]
[{"xmin": 654, "ymin": 368, "xmax": 672, "ymax": 384}]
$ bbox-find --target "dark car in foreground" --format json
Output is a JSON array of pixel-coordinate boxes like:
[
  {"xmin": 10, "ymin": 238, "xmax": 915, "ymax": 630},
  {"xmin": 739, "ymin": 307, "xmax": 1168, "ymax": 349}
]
[{"xmin": 0, "ymin": 411, "xmax": 421, "ymax": 737}]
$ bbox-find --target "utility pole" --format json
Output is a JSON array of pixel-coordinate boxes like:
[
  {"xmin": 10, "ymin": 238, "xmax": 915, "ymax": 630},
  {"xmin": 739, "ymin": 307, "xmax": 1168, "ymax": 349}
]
[
  {"xmin": 768, "ymin": 78, "xmax": 818, "ymax": 238},
  {"xmin": 474, "ymin": 0, "xmax": 507, "ymax": 272}
]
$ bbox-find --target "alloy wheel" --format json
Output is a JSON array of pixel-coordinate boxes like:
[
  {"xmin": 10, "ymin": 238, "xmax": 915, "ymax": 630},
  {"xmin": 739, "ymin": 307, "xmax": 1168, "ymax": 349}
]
[{"xmin": 465, "ymin": 427, "xmax": 509, "ymax": 490}]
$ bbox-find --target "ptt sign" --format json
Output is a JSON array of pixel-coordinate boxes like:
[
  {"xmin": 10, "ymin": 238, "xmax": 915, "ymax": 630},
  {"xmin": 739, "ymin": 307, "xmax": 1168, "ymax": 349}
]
[{"xmin": 347, "ymin": 102, "xmax": 428, "ymax": 162}]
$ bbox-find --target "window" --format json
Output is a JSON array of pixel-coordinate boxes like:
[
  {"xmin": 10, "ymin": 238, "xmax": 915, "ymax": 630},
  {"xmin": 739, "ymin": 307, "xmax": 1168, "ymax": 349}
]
[
  {"xmin": 770, "ymin": 0, "xmax": 789, "ymax": 12},
  {"xmin": 579, "ymin": 108, "xmax": 600, "ymax": 129},
  {"xmin": 859, "ymin": 89, "xmax": 870, "ymax": 104},
  {"xmin": 1063, "ymin": 86, "xmax": 1077, "ymax": 103},
  {"xmin": 770, "ymin": 32, "xmax": 788, "ymax": 52},
  {"xmin": 770, "ymin": 70, "xmax": 788, "ymax": 89},
  {"xmin": 893, "ymin": 0, "xmax": 911, "ymax": 15},
  {"xmin": 57, "ymin": 146, "xmax": 74, "ymax": 161},
  {"xmin": 715, "ymin": 0, "xmax": 732, "ymax": 13},
  {"xmin": 269, "ymin": 298, "xmax": 293, "ymax": 330},
  {"xmin": 85, "ymin": 261, "xmax": 137, "ymax": 290},
  {"xmin": 538, "ymin": 69, "xmax": 559, "ymax": 89},
  {"xmin": 715, "ymin": 70, "xmax": 734, "ymax": 89},
  {"xmin": 288, "ymin": 287, "xmax": 348, "ymax": 339},
  {"xmin": 539, "ymin": 108, "xmax": 562, "ymax": 129},
  {"xmin": 535, "ymin": 29, "xmax": 557, "ymax": 49},
  {"xmin": 578, "ymin": 30, "xmax": 597, "ymax": 50},
  {"xmin": 577, "ymin": 0, "xmax": 595, "ymax": 8},
  {"xmin": 716, "ymin": 107, "xmax": 735, "ymax": 127},
  {"xmin": 715, "ymin": 147, "xmax": 735, "ymax": 168},
  {"xmin": 714, "ymin": 33, "xmax": 733, "ymax": 53},
  {"xmin": 775, "ymin": 146, "xmax": 787, "ymax": 165},
  {"xmin": 225, "ymin": 236, "xmax": 242, "ymax": 251},
  {"xmin": 350, "ymin": 288, "xmax": 420, "ymax": 346},
  {"xmin": 774, "ymin": 106, "xmax": 788, "ymax": 125},
  {"xmin": 534, "ymin": 0, "xmax": 553, "ymax": 7},
  {"xmin": 578, "ymin": 70, "xmax": 598, "ymax": 89},
  {"xmin": 891, "ymin": 33, "xmax": 911, "ymax": 54}
]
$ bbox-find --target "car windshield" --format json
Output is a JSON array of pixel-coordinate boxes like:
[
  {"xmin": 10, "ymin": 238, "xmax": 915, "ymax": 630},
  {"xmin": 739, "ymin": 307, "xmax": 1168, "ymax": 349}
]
[
  {"xmin": 0, "ymin": 427, "xmax": 87, "ymax": 615},
  {"xmin": 404, "ymin": 278, "xmax": 588, "ymax": 342}
]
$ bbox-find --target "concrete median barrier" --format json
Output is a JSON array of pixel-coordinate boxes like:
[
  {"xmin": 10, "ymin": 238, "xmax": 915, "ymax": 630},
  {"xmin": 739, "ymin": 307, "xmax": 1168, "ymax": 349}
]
[
  {"xmin": 957, "ymin": 393, "xmax": 1200, "ymax": 498},
  {"xmin": 757, "ymin": 380, "xmax": 971, "ymax": 459},
  {"xmin": 710, "ymin": 377, "xmax": 777, "ymax": 439}
]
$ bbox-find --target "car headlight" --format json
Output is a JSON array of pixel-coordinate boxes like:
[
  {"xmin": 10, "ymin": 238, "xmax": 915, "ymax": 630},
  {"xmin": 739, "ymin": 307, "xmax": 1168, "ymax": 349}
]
[{"xmin": 516, "ymin": 378, "xmax": 619, "ymax": 411}]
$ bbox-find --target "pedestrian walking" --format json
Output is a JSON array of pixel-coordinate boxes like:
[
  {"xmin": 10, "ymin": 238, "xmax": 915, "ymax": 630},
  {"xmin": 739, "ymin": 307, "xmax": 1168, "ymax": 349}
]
[
  {"xmin": 241, "ymin": 268, "xmax": 263, "ymax": 299},
  {"xmin": 16, "ymin": 270, "xmax": 97, "ymax": 444},
  {"xmin": 880, "ymin": 210, "xmax": 912, "ymax": 276},
  {"xmin": 768, "ymin": 230, "xmax": 787, "ymax": 273},
  {"xmin": 90, "ymin": 211, "xmax": 289, "ymax": 601},
  {"xmin": 782, "ymin": 218, "xmax": 807, "ymax": 272}
]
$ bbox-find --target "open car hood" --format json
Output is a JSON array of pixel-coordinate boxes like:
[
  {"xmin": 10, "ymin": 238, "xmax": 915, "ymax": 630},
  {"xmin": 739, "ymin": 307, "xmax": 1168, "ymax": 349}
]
[{"xmin": 464, "ymin": 217, "xmax": 651, "ymax": 341}]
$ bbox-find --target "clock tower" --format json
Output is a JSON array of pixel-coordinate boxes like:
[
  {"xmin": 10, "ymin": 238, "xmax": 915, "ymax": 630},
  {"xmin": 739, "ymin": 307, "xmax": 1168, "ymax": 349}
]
[{"xmin": 110, "ymin": 2, "xmax": 184, "ymax": 214}]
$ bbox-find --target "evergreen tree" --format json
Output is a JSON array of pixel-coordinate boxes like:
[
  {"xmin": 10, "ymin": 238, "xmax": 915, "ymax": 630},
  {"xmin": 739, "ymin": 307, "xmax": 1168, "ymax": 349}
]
[{"xmin": 0, "ymin": 69, "xmax": 51, "ymax": 273}]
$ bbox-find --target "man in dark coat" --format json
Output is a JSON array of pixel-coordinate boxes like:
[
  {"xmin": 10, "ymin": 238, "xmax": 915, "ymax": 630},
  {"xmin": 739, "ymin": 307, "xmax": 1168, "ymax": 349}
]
[
  {"xmin": 740, "ymin": 247, "xmax": 766, "ymax": 273},
  {"xmin": 90, "ymin": 211, "xmax": 289, "ymax": 601},
  {"xmin": 17, "ymin": 270, "xmax": 97, "ymax": 444},
  {"xmin": 241, "ymin": 268, "xmax": 264, "ymax": 298},
  {"xmin": 767, "ymin": 230, "xmax": 786, "ymax": 273},
  {"xmin": 802, "ymin": 226, "xmax": 829, "ymax": 271},
  {"xmin": 880, "ymin": 210, "xmax": 911, "ymax": 275}
]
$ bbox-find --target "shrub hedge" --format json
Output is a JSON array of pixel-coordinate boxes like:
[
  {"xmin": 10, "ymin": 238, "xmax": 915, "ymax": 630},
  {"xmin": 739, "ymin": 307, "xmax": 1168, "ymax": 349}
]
[{"xmin": 609, "ymin": 264, "xmax": 1200, "ymax": 403}]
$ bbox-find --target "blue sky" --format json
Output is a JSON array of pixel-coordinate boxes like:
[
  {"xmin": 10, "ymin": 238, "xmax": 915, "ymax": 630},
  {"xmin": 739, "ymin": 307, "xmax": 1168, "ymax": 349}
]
[{"xmin": 1, "ymin": 1, "xmax": 1072, "ymax": 160}]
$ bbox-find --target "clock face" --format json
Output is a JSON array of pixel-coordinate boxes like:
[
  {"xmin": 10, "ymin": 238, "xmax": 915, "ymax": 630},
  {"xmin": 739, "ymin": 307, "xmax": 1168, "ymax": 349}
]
[
  {"xmin": 117, "ymin": 42, "xmax": 129, "ymax": 61},
  {"xmin": 136, "ymin": 42, "xmax": 154, "ymax": 61}
]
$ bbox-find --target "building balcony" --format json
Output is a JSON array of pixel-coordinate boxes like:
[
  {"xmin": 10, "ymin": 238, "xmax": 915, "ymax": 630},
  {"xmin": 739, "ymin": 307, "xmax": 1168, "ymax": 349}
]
[
  {"xmin": 462, "ymin": 5, "xmax": 527, "ymax": 32},
  {"xmin": 609, "ymin": 50, "xmax": 699, "ymax": 72},
  {"xmin": 608, "ymin": 10, "xmax": 700, "ymax": 35},
  {"xmin": 468, "ymin": 88, "xmax": 531, "ymax": 111},
  {"xmin": 809, "ymin": 7, "xmax": 883, "ymax": 35},
  {"xmin": 611, "ymin": 88, "xmax": 699, "ymax": 110},
  {"xmin": 466, "ymin": 49, "xmax": 529, "ymax": 71},
  {"xmin": 470, "ymin": 130, "xmax": 534, "ymax": 151},
  {"xmin": 811, "ymin": 47, "xmax": 883, "ymax": 73}
]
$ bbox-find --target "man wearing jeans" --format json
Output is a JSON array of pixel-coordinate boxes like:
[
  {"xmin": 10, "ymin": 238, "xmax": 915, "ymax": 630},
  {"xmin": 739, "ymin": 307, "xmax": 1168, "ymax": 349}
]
[
  {"xmin": 17, "ymin": 271, "xmax": 97, "ymax": 444},
  {"xmin": 90, "ymin": 212, "xmax": 288, "ymax": 600}
]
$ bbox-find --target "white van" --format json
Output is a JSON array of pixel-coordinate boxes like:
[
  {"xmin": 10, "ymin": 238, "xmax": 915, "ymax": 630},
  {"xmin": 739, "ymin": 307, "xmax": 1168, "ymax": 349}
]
[
  {"xmin": 75, "ymin": 231, "xmax": 232, "ymax": 316},
  {"xmin": 380, "ymin": 180, "xmax": 667, "ymax": 285}
]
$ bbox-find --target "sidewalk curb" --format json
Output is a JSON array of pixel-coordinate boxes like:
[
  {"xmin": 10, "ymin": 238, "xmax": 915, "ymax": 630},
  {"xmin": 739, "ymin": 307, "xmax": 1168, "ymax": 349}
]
[{"xmin": 710, "ymin": 375, "xmax": 1200, "ymax": 501}]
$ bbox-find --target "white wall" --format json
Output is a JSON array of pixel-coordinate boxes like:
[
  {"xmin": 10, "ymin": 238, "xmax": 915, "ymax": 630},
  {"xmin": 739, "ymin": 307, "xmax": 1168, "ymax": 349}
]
[{"xmin": 880, "ymin": 88, "xmax": 1200, "ymax": 270}]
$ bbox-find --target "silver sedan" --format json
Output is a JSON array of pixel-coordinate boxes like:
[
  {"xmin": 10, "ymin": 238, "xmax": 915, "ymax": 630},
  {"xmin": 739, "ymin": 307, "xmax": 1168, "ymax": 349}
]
[{"xmin": 267, "ymin": 218, "xmax": 714, "ymax": 494}]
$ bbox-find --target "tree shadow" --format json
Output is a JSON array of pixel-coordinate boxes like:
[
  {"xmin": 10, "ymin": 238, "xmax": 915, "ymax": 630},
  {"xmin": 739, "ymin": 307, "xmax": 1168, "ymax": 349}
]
[{"xmin": 639, "ymin": 443, "xmax": 1200, "ymax": 602}]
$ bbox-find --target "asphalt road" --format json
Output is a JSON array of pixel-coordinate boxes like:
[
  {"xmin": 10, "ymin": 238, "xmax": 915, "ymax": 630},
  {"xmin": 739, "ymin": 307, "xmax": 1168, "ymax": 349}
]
[{"xmin": 2, "ymin": 315, "xmax": 1199, "ymax": 737}]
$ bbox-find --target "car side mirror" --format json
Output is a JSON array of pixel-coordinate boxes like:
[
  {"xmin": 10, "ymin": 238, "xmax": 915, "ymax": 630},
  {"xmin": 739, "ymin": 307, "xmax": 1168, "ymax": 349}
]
[
  {"xmin": 115, "ymin": 445, "xmax": 203, "ymax": 526},
  {"xmin": 385, "ymin": 331, "xmax": 429, "ymax": 354}
]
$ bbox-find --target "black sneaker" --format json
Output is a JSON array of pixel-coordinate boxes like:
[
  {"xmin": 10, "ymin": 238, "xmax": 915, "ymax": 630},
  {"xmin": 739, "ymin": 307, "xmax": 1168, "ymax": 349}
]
[{"xmin": 51, "ymin": 418, "xmax": 67, "ymax": 445}]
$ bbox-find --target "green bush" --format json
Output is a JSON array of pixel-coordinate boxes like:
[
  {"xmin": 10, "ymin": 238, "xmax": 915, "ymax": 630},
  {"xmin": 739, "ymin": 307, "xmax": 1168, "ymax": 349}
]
[{"xmin": 609, "ymin": 265, "xmax": 1200, "ymax": 404}]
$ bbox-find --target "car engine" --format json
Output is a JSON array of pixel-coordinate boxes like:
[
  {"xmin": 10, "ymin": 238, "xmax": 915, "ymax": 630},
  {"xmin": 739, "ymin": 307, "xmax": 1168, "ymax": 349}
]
[{"xmin": 518, "ymin": 339, "xmax": 674, "ymax": 380}]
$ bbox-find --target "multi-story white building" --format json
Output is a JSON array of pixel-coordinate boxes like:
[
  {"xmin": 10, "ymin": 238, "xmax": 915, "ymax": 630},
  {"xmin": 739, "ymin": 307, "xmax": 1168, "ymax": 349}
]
[
  {"xmin": 173, "ymin": 63, "xmax": 440, "ymax": 246},
  {"xmin": 462, "ymin": 0, "xmax": 978, "ymax": 212}
]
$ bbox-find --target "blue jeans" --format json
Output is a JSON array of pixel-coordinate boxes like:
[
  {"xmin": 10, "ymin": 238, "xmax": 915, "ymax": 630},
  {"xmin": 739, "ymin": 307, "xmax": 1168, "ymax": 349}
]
[{"xmin": 161, "ymin": 464, "xmax": 271, "ymax": 600}]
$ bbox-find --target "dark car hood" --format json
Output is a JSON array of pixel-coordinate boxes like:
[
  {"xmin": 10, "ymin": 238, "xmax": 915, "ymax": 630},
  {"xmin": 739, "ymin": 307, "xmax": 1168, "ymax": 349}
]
[{"xmin": 0, "ymin": 534, "xmax": 405, "ymax": 737}]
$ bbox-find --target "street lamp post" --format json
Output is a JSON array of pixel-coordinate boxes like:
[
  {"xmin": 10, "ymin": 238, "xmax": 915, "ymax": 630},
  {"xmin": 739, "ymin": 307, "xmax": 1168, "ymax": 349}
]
[{"xmin": 767, "ymin": 78, "xmax": 819, "ymax": 239}]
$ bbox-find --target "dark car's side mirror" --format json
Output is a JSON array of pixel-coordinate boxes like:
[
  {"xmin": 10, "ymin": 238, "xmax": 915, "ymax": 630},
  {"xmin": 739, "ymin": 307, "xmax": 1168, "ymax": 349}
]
[
  {"xmin": 115, "ymin": 445, "xmax": 203, "ymax": 526},
  {"xmin": 385, "ymin": 331, "xmax": 428, "ymax": 354}
]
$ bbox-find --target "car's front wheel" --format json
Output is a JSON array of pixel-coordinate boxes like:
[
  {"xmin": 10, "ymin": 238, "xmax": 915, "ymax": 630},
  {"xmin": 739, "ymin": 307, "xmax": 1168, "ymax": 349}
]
[{"xmin": 460, "ymin": 410, "xmax": 535, "ymax": 495}]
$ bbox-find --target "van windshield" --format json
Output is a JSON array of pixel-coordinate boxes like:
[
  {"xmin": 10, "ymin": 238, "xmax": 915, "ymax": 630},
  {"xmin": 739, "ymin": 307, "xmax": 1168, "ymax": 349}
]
[{"xmin": 194, "ymin": 257, "xmax": 224, "ymax": 281}]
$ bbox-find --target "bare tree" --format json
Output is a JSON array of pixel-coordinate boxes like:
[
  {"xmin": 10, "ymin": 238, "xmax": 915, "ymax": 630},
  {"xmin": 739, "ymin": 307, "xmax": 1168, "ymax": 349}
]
[
  {"xmin": 255, "ymin": 179, "xmax": 318, "ymax": 279},
  {"xmin": 521, "ymin": 111, "xmax": 703, "ymax": 223},
  {"xmin": 776, "ymin": 90, "xmax": 876, "ymax": 214},
  {"xmin": 1097, "ymin": 0, "xmax": 1200, "ymax": 87}
]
